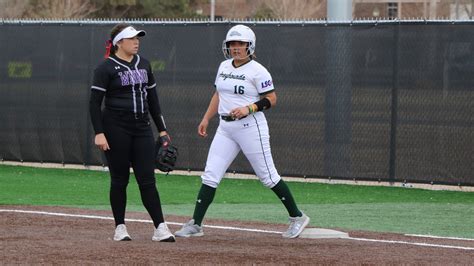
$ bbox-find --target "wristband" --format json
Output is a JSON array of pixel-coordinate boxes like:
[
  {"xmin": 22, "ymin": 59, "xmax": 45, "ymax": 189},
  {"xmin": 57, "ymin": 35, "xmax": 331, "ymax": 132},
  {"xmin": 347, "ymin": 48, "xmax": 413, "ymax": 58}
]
[
  {"xmin": 248, "ymin": 104, "xmax": 256, "ymax": 114},
  {"xmin": 254, "ymin": 97, "xmax": 271, "ymax": 112}
]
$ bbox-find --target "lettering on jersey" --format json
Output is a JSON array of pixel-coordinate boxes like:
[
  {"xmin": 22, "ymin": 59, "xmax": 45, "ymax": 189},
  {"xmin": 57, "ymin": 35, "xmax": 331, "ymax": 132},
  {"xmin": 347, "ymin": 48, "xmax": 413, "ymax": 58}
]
[
  {"xmin": 261, "ymin": 80, "xmax": 273, "ymax": 89},
  {"xmin": 219, "ymin": 72, "xmax": 245, "ymax": 81},
  {"xmin": 117, "ymin": 69, "xmax": 148, "ymax": 86}
]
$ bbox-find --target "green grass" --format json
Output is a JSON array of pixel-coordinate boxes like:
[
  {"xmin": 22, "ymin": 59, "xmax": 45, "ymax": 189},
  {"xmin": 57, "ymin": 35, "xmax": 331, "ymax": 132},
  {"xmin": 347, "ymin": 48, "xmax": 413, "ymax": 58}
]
[{"xmin": 1, "ymin": 164, "xmax": 473, "ymax": 238}]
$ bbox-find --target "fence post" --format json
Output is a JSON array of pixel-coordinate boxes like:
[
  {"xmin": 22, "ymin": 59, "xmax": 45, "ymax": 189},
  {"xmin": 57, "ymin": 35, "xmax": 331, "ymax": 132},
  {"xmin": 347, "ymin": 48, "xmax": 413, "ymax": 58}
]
[
  {"xmin": 324, "ymin": 0, "xmax": 353, "ymax": 178},
  {"xmin": 389, "ymin": 23, "xmax": 400, "ymax": 183}
]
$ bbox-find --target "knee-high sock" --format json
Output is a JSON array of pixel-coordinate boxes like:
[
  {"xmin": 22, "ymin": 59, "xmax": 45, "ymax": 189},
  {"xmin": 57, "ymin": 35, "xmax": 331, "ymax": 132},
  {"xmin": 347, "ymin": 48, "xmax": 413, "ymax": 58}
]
[
  {"xmin": 139, "ymin": 183, "xmax": 164, "ymax": 228},
  {"xmin": 271, "ymin": 180, "xmax": 302, "ymax": 217},
  {"xmin": 192, "ymin": 184, "xmax": 216, "ymax": 226}
]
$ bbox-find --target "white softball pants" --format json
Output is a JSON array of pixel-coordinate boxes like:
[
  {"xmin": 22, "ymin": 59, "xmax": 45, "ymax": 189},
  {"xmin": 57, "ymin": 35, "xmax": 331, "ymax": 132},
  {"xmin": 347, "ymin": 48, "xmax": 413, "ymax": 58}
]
[{"xmin": 201, "ymin": 111, "xmax": 281, "ymax": 188}]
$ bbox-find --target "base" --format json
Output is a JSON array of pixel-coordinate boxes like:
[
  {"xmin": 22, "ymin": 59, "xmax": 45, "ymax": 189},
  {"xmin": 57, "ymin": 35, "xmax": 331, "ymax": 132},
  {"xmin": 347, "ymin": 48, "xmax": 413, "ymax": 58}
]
[{"xmin": 299, "ymin": 228, "xmax": 349, "ymax": 239}]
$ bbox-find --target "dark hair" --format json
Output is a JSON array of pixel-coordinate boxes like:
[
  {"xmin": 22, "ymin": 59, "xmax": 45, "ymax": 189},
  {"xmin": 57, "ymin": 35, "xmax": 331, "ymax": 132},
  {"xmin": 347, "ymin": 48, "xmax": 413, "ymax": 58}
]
[{"xmin": 109, "ymin": 23, "xmax": 130, "ymax": 55}]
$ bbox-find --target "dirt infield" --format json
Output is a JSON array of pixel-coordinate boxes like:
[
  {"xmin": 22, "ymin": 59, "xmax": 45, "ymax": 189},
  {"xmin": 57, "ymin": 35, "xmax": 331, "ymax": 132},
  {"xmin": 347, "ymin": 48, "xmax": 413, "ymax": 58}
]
[{"xmin": 1, "ymin": 206, "xmax": 473, "ymax": 265}]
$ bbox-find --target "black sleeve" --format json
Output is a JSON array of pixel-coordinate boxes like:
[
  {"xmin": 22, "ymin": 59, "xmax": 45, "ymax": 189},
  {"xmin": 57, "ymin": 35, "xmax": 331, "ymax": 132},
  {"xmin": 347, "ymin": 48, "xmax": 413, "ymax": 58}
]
[
  {"xmin": 91, "ymin": 63, "xmax": 109, "ymax": 92},
  {"xmin": 89, "ymin": 90, "xmax": 105, "ymax": 134},
  {"xmin": 147, "ymin": 64, "xmax": 157, "ymax": 89},
  {"xmin": 148, "ymin": 87, "xmax": 166, "ymax": 132},
  {"xmin": 89, "ymin": 63, "xmax": 109, "ymax": 134}
]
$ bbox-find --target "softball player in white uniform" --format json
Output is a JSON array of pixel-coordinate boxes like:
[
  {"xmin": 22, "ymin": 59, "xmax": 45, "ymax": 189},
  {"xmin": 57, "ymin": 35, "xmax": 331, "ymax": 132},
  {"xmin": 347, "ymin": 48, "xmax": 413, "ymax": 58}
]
[{"xmin": 175, "ymin": 25, "xmax": 310, "ymax": 239}]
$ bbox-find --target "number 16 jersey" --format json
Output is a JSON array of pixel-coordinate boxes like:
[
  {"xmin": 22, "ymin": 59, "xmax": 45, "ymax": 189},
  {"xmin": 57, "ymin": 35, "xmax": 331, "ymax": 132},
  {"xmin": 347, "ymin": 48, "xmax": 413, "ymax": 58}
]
[{"xmin": 214, "ymin": 59, "xmax": 275, "ymax": 115}]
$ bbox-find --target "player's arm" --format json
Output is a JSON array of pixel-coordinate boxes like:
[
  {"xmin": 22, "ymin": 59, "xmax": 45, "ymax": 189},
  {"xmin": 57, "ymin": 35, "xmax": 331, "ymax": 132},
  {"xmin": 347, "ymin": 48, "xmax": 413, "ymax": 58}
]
[
  {"xmin": 147, "ymin": 88, "xmax": 168, "ymax": 136},
  {"xmin": 230, "ymin": 91, "xmax": 276, "ymax": 119},
  {"xmin": 89, "ymin": 90, "xmax": 110, "ymax": 151},
  {"xmin": 90, "ymin": 66, "xmax": 110, "ymax": 151},
  {"xmin": 146, "ymin": 64, "xmax": 169, "ymax": 138},
  {"xmin": 198, "ymin": 92, "xmax": 219, "ymax": 137},
  {"xmin": 261, "ymin": 91, "xmax": 277, "ymax": 107},
  {"xmin": 89, "ymin": 90, "xmax": 105, "ymax": 134}
]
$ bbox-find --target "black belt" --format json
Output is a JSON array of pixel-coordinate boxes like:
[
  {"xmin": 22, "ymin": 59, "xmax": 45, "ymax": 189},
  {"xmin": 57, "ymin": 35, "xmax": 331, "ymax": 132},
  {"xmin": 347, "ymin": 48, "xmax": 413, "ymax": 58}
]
[{"xmin": 221, "ymin": 115, "xmax": 247, "ymax": 122}]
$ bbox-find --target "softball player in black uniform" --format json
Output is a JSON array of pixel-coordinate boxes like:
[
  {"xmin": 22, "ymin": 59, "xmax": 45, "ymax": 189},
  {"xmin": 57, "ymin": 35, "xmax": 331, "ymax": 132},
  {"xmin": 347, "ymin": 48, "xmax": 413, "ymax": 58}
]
[{"xmin": 89, "ymin": 24, "xmax": 175, "ymax": 242}]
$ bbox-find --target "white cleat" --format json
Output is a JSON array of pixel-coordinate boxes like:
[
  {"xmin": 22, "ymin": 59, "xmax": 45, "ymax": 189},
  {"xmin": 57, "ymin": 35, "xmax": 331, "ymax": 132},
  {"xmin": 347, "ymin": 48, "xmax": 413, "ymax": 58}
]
[
  {"xmin": 282, "ymin": 212, "xmax": 310, "ymax": 239},
  {"xmin": 175, "ymin": 219, "xmax": 204, "ymax": 237},
  {"xmin": 113, "ymin": 224, "xmax": 132, "ymax": 241},
  {"xmin": 152, "ymin": 223, "xmax": 176, "ymax": 242}
]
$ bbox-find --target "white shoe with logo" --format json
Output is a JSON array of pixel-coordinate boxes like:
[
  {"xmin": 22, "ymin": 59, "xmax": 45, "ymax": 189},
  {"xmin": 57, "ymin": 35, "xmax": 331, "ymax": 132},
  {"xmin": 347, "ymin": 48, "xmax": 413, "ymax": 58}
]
[
  {"xmin": 175, "ymin": 219, "xmax": 204, "ymax": 237},
  {"xmin": 152, "ymin": 223, "xmax": 176, "ymax": 242},
  {"xmin": 113, "ymin": 224, "xmax": 132, "ymax": 241},
  {"xmin": 282, "ymin": 212, "xmax": 310, "ymax": 238}
]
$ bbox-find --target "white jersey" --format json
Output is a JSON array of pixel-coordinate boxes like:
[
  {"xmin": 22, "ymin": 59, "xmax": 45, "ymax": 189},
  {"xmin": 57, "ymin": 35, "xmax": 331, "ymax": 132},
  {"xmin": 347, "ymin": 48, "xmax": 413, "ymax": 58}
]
[
  {"xmin": 202, "ymin": 58, "xmax": 281, "ymax": 189},
  {"xmin": 214, "ymin": 59, "xmax": 274, "ymax": 115}
]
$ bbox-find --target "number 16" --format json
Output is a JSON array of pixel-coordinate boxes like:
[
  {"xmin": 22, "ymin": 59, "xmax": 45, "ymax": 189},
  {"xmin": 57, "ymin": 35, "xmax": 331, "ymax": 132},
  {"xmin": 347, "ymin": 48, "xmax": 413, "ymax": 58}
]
[{"xmin": 234, "ymin": 85, "xmax": 244, "ymax": 94}]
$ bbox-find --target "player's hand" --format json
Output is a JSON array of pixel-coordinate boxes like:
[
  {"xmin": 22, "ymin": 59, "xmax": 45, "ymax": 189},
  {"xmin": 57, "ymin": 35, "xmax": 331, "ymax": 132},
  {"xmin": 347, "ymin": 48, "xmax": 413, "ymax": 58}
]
[
  {"xmin": 158, "ymin": 133, "xmax": 171, "ymax": 147},
  {"xmin": 198, "ymin": 118, "xmax": 209, "ymax": 138},
  {"xmin": 95, "ymin": 133, "xmax": 110, "ymax": 151},
  {"xmin": 230, "ymin": 106, "xmax": 250, "ymax": 119}
]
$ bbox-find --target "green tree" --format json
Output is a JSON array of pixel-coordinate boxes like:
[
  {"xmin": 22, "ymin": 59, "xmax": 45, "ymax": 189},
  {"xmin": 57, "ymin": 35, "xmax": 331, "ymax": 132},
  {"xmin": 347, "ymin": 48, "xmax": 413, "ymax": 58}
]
[
  {"xmin": 138, "ymin": 0, "xmax": 196, "ymax": 18},
  {"xmin": 91, "ymin": 0, "xmax": 137, "ymax": 18},
  {"xmin": 253, "ymin": 4, "xmax": 275, "ymax": 20}
]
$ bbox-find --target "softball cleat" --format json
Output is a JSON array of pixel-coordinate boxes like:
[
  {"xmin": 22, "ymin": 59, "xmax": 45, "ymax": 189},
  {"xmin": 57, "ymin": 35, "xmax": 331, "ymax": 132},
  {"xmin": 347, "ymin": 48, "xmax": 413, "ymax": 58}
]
[
  {"xmin": 282, "ymin": 212, "xmax": 310, "ymax": 238},
  {"xmin": 175, "ymin": 219, "xmax": 204, "ymax": 237}
]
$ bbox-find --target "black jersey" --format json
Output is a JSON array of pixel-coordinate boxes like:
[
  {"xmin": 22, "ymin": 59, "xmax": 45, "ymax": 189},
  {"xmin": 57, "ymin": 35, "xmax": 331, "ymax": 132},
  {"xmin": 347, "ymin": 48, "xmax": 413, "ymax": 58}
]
[
  {"xmin": 89, "ymin": 54, "xmax": 166, "ymax": 134},
  {"xmin": 91, "ymin": 54, "xmax": 156, "ymax": 113}
]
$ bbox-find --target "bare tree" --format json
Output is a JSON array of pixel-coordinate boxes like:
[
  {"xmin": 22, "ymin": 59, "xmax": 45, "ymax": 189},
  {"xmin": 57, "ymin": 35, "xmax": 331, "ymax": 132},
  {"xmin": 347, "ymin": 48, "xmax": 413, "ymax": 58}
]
[
  {"xmin": 0, "ymin": 0, "xmax": 30, "ymax": 18},
  {"xmin": 461, "ymin": 0, "xmax": 473, "ymax": 19},
  {"xmin": 260, "ymin": 0, "xmax": 325, "ymax": 19},
  {"xmin": 25, "ymin": 0, "xmax": 99, "ymax": 19},
  {"xmin": 95, "ymin": 0, "xmax": 136, "ymax": 18}
]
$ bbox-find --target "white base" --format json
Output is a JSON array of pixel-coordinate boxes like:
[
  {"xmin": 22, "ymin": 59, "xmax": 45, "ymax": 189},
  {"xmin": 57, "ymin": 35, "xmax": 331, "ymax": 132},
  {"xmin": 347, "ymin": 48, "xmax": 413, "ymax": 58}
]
[{"xmin": 299, "ymin": 228, "xmax": 349, "ymax": 239}]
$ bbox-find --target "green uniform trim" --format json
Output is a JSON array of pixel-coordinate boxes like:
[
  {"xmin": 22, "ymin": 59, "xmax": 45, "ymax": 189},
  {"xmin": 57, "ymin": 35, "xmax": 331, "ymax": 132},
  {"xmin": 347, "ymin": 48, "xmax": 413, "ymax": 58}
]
[
  {"xmin": 192, "ymin": 184, "xmax": 216, "ymax": 226},
  {"xmin": 271, "ymin": 180, "xmax": 302, "ymax": 218}
]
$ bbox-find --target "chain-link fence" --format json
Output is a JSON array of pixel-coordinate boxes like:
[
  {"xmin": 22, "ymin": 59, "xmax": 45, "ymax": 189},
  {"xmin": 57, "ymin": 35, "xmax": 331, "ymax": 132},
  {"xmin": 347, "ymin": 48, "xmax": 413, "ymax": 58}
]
[{"xmin": 0, "ymin": 20, "xmax": 472, "ymax": 185}]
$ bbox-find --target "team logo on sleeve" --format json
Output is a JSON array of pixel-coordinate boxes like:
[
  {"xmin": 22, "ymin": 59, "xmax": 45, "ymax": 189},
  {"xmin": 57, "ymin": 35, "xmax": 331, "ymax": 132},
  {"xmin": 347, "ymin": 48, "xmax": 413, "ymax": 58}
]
[{"xmin": 261, "ymin": 80, "xmax": 273, "ymax": 89}]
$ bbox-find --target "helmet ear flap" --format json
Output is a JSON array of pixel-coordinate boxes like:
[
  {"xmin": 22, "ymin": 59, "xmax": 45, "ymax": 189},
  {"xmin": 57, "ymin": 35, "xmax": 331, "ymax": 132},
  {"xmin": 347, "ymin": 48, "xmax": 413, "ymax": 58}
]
[
  {"xmin": 246, "ymin": 41, "xmax": 255, "ymax": 56},
  {"xmin": 222, "ymin": 40, "xmax": 232, "ymax": 59}
]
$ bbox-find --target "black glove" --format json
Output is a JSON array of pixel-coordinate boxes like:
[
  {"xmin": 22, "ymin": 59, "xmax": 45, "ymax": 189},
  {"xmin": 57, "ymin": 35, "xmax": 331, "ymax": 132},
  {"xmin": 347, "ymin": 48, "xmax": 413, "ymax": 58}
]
[{"xmin": 155, "ymin": 135, "xmax": 178, "ymax": 172}]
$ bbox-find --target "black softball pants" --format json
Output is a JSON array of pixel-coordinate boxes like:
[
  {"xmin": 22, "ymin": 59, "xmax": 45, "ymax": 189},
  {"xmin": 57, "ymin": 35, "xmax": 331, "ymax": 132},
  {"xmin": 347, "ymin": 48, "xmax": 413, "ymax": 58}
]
[{"xmin": 103, "ymin": 109, "xmax": 164, "ymax": 228}]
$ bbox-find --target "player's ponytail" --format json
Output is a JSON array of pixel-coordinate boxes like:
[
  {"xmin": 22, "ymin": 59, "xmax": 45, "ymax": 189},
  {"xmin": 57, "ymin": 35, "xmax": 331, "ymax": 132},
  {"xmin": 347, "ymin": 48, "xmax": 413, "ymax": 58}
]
[{"xmin": 104, "ymin": 39, "xmax": 112, "ymax": 59}]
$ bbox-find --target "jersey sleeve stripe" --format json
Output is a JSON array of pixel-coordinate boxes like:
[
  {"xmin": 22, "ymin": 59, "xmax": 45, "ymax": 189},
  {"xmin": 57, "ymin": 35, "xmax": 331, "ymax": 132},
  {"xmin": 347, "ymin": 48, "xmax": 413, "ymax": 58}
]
[
  {"xmin": 91, "ymin": 86, "xmax": 106, "ymax": 92},
  {"xmin": 147, "ymin": 83, "xmax": 157, "ymax": 89},
  {"xmin": 160, "ymin": 115, "xmax": 167, "ymax": 129},
  {"xmin": 258, "ymin": 89, "xmax": 274, "ymax": 96}
]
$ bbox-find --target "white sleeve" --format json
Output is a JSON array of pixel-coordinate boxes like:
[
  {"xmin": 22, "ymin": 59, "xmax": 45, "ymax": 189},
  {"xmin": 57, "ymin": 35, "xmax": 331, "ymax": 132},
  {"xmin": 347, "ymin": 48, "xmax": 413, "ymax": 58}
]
[
  {"xmin": 214, "ymin": 62, "xmax": 224, "ymax": 88},
  {"xmin": 255, "ymin": 67, "xmax": 275, "ymax": 95}
]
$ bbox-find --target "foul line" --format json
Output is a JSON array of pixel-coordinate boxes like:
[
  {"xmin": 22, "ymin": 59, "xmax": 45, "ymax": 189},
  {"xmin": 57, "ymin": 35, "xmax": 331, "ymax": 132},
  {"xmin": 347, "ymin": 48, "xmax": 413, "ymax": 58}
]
[
  {"xmin": 0, "ymin": 209, "xmax": 281, "ymax": 234},
  {"xmin": 1, "ymin": 209, "xmax": 473, "ymax": 251},
  {"xmin": 404, "ymin": 234, "xmax": 474, "ymax": 241},
  {"xmin": 346, "ymin": 237, "xmax": 474, "ymax": 251}
]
